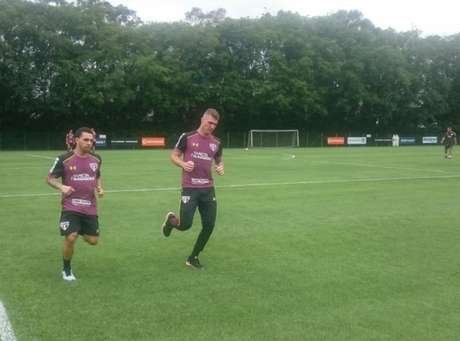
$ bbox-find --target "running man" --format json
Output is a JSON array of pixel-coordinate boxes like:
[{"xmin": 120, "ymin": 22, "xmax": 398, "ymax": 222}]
[
  {"xmin": 441, "ymin": 127, "xmax": 457, "ymax": 159},
  {"xmin": 161, "ymin": 108, "xmax": 224, "ymax": 269},
  {"xmin": 47, "ymin": 127, "xmax": 104, "ymax": 281}
]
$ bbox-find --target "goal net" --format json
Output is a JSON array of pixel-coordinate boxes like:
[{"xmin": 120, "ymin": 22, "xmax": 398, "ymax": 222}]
[{"xmin": 248, "ymin": 129, "xmax": 299, "ymax": 148}]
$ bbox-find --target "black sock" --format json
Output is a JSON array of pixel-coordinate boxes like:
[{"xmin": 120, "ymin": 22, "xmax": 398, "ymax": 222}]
[{"xmin": 63, "ymin": 259, "xmax": 71, "ymax": 275}]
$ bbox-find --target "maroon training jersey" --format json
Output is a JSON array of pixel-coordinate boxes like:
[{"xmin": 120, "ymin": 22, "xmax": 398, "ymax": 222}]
[
  {"xmin": 175, "ymin": 131, "xmax": 223, "ymax": 188},
  {"xmin": 66, "ymin": 133, "xmax": 74, "ymax": 145},
  {"xmin": 48, "ymin": 151, "xmax": 102, "ymax": 215}
]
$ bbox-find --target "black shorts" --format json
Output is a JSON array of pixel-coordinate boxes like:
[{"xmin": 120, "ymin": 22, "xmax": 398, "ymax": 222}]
[
  {"xmin": 179, "ymin": 187, "xmax": 217, "ymax": 230},
  {"xmin": 59, "ymin": 211, "xmax": 99, "ymax": 237}
]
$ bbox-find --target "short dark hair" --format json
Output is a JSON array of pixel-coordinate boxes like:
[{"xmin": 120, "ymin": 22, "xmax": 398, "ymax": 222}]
[
  {"xmin": 204, "ymin": 108, "xmax": 220, "ymax": 121},
  {"xmin": 75, "ymin": 127, "xmax": 94, "ymax": 138}
]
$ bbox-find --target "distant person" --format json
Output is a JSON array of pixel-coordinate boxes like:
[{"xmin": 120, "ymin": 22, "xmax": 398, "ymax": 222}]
[
  {"xmin": 441, "ymin": 127, "xmax": 457, "ymax": 159},
  {"xmin": 392, "ymin": 134, "xmax": 400, "ymax": 147},
  {"xmin": 65, "ymin": 129, "xmax": 74, "ymax": 151},
  {"xmin": 47, "ymin": 127, "xmax": 104, "ymax": 281},
  {"xmin": 90, "ymin": 128, "xmax": 97, "ymax": 151},
  {"xmin": 161, "ymin": 108, "xmax": 224, "ymax": 269}
]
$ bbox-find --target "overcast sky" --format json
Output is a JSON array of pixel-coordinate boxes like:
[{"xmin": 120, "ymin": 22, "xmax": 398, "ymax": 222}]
[{"xmin": 107, "ymin": 0, "xmax": 460, "ymax": 36}]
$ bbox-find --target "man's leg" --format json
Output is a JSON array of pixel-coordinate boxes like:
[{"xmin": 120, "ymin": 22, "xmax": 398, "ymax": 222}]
[
  {"xmin": 63, "ymin": 232, "xmax": 78, "ymax": 280},
  {"xmin": 187, "ymin": 189, "xmax": 217, "ymax": 268},
  {"xmin": 60, "ymin": 211, "xmax": 81, "ymax": 281},
  {"xmin": 82, "ymin": 235, "xmax": 98, "ymax": 245},
  {"xmin": 81, "ymin": 214, "xmax": 100, "ymax": 245},
  {"xmin": 162, "ymin": 189, "xmax": 198, "ymax": 236}
]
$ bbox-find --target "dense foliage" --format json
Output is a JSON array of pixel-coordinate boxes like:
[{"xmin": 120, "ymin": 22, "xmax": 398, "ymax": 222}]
[{"xmin": 1, "ymin": 0, "xmax": 459, "ymax": 134}]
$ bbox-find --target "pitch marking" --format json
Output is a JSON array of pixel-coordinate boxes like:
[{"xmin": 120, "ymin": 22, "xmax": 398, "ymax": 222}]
[
  {"xmin": 1, "ymin": 174, "xmax": 459, "ymax": 198},
  {"xmin": 0, "ymin": 301, "xmax": 16, "ymax": 341}
]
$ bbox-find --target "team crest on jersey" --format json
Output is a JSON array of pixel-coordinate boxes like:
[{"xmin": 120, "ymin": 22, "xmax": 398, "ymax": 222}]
[
  {"xmin": 209, "ymin": 143, "xmax": 217, "ymax": 152},
  {"xmin": 181, "ymin": 196, "xmax": 191, "ymax": 204},
  {"xmin": 89, "ymin": 162, "xmax": 98, "ymax": 172},
  {"xmin": 60, "ymin": 221, "xmax": 70, "ymax": 231}
]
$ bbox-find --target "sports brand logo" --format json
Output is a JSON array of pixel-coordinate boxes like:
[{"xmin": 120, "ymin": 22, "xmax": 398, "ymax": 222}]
[
  {"xmin": 89, "ymin": 162, "xmax": 98, "ymax": 172},
  {"xmin": 181, "ymin": 196, "xmax": 191, "ymax": 204},
  {"xmin": 192, "ymin": 142, "xmax": 199, "ymax": 148},
  {"xmin": 209, "ymin": 143, "xmax": 217, "ymax": 152},
  {"xmin": 60, "ymin": 221, "xmax": 70, "ymax": 231},
  {"xmin": 69, "ymin": 165, "xmax": 77, "ymax": 171}
]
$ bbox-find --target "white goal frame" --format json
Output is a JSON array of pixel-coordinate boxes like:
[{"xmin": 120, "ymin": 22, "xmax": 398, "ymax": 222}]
[{"xmin": 248, "ymin": 129, "xmax": 300, "ymax": 148}]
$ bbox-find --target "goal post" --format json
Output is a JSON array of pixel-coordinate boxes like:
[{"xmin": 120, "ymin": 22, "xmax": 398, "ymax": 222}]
[{"xmin": 248, "ymin": 129, "xmax": 300, "ymax": 148}]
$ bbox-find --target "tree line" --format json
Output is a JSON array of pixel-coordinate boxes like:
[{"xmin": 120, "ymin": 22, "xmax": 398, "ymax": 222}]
[{"xmin": 1, "ymin": 0, "xmax": 459, "ymax": 135}]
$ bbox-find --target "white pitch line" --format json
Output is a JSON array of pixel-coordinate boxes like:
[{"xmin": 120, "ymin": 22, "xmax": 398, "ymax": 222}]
[
  {"xmin": 218, "ymin": 174, "xmax": 460, "ymax": 188},
  {"xmin": 25, "ymin": 154, "xmax": 55, "ymax": 160},
  {"xmin": 0, "ymin": 301, "xmax": 16, "ymax": 341},
  {"xmin": 313, "ymin": 160, "xmax": 452, "ymax": 174},
  {"xmin": 1, "ymin": 174, "xmax": 459, "ymax": 199},
  {"xmin": 0, "ymin": 192, "xmax": 59, "ymax": 198}
]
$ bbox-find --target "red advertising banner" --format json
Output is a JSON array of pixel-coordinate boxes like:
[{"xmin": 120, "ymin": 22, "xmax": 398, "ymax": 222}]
[
  {"xmin": 327, "ymin": 137, "xmax": 345, "ymax": 145},
  {"xmin": 141, "ymin": 137, "xmax": 166, "ymax": 147}
]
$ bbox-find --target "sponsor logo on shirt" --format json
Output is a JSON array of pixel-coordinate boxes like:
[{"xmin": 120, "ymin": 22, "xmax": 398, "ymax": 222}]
[
  {"xmin": 71, "ymin": 173, "xmax": 96, "ymax": 181},
  {"xmin": 191, "ymin": 151, "xmax": 211, "ymax": 161},
  {"xmin": 191, "ymin": 178, "xmax": 210, "ymax": 185},
  {"xmin": 181, "ymin": 196, "xmax": 191, "ymax": 204},
  {"xmin": 89, "ymin": 162, "xmax": 98, "ymax": 172},
  {"xmin": 71, "ymin": 198, "xmax": 92, "ymax": 206}
]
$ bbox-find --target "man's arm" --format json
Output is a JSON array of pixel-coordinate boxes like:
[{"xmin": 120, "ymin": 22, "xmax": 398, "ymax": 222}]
[
  {"xmin": 96, "ymin": 177, "xmax": 104, "ymax": 197},
  {"xmin": 46, "ymin": 175, "xmax": 75, "ymax": 196},
  {"xmin": 46, "ymin": 156, "xmax": 74, "ymax": 196},
  {"xmin": 214, "ymin": 144, "xmax": 224, "ymax": 176},
  {"xmin": 214, "ymin": 155, "xmax": 224, "ymax": 176},
  {"xmin": 171, "ymin": 149, "xmax": 194, "ymax": 172}
]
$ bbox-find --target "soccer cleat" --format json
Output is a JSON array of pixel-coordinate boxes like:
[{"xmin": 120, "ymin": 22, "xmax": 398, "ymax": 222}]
[
  {"xmin": 62, "ymin": 270, "xmax": 76, "ymax": 281},
  {"xmin": 186, "ymin": 256, "xmax": 203, "ymax": 270},
  {"xmin": 161, "ymin": 212, "xmax": 177, "ymax": 237}
]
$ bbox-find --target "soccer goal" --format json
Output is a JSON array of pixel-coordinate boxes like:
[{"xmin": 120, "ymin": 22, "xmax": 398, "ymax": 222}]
[{"xmin": 248, "ymin": 129, "xmax": 300, "ymax": 148}]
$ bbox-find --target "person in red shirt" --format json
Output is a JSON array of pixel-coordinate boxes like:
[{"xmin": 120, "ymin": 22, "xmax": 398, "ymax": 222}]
[
  {"xmin": 441, "ymin": 127, "xmax": 457, "ymax": 159},
  {"xmin": 65, "ymin": 129, "xmax": 74, "ymax": 151}
]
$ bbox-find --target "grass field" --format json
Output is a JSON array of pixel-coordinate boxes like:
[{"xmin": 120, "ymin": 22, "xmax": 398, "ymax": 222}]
[{"xmin": 1, "ymin": 146, "xmax": 460, "ymax": 340}]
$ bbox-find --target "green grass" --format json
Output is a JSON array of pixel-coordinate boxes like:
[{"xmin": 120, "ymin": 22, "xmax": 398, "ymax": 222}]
[{"xmin": 1, "ymin": 146, "xmax": 460, "ymax": 340}]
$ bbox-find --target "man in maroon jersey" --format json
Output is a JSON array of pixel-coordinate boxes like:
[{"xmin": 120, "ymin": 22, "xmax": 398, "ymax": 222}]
[
  {"xmin": 161, "ymin": 108, "xmax": 224, "ymax": 269},
  {"xmin": 441, "ymin": 127, "xmax": 457, "ymax": 159},
  {"xmin": 47, "ymin": 127, "xmax": 104, "ymax": 281},
  {"xmin": 65, "ymin": 129, "xmax": 74, "ymax": 151}
]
